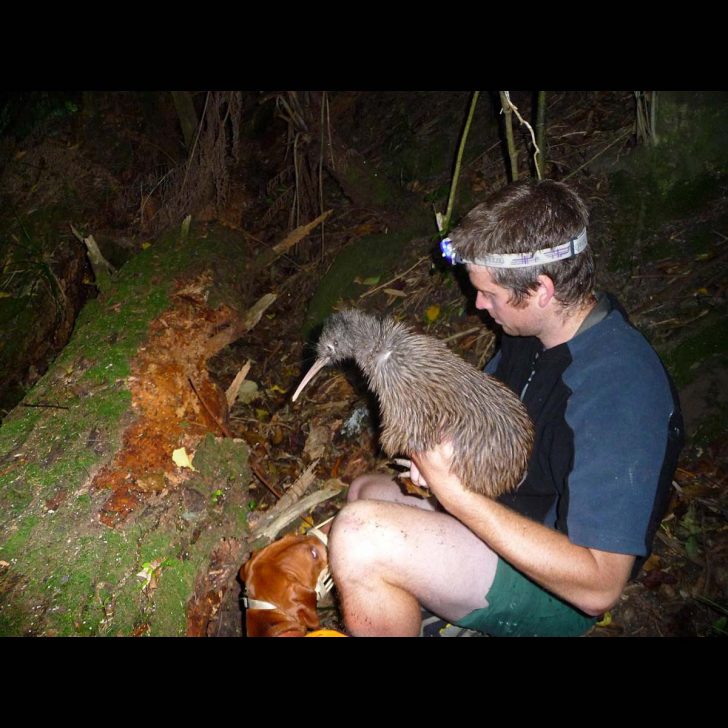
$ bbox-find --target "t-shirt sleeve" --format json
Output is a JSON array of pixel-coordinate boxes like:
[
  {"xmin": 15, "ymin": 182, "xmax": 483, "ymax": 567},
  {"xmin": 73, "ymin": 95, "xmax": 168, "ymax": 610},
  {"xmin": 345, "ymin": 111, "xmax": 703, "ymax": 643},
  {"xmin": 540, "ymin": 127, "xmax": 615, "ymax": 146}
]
[{"xmin": 562, "ymin": 354, "xmax": 676, "ymax": 556}]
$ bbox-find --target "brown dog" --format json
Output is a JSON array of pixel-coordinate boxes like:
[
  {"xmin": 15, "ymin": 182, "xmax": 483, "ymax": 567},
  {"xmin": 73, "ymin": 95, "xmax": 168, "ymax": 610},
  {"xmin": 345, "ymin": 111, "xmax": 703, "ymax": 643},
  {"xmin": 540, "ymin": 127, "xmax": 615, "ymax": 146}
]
[{"xmin": 241, "ymin": 534, "xmax": 329, "ymax": 637}]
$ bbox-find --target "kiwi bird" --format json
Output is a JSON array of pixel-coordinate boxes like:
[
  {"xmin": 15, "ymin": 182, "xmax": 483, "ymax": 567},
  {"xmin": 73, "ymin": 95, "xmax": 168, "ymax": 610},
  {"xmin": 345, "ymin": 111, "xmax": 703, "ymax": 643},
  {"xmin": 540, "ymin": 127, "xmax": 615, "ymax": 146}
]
[{"xmin": 292, "ymin": 309, "xmax": 534, "ymax": 498}]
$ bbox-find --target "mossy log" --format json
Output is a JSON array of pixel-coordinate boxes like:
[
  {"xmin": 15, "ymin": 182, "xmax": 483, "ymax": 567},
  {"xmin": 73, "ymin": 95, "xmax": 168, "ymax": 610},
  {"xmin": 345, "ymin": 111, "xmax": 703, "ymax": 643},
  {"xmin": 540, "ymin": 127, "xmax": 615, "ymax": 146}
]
[{"xmin": 0, "ymin": 223, "xmax": 287, "ymax": 636}]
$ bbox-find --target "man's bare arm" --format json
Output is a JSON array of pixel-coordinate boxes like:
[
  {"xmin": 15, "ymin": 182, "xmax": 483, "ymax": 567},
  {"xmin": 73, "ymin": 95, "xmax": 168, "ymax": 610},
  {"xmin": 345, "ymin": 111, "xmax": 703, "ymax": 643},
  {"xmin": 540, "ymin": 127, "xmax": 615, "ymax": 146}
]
[{"xmin": 411, "ymin": 443, "xmax": 634, "ymax": 616}]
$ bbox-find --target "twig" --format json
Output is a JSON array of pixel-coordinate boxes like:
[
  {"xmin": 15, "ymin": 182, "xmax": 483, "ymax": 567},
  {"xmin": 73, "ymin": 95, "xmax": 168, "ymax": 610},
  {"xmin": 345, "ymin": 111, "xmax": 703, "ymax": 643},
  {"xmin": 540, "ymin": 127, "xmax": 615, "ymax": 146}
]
[
  {"xmin": 563, "ymin": 129, "xmax": 632, "ymax": 181},
  {"xmin": 439, "ymin": 91, "xmax": 480, "ymax": 234},
  {"xmin": 249, "ymin": 482, "xmax": 343, "ymax": 543},
  {"xmin": 441, "ymin": 326, "xmax": 481, "ymax": 343},
  {"xmin": 70, "ymin": 224, "xmax": 116, "ymax": 277},
  {"xmin": 206, "ymin": 292, "xmax": 277, "ymax": 353},
  {"xmin": 501, "ymin": 91, "xmax": 541, "ymax": 180},
  {"xmin": 653, "ymin": 309, "xmax": 709, "ymax": 328},
  {"xmin": 21, "ymin": 402, "xmax": 69, "ymax": 410},
  {"xmin": 225, "ymin": 360, "xmax": 252, "ymax": 408},
  {"xmin": 188, "ymin": 376, "xmax": 233, "ymax": 438},
  {"xmin": 182, "ymin": 91, "xmax": 210, "ymax": 194},
  {"xmin": 273, "ymin": 460, "xmax": 319, "ymax": 511},
  {"xmin": 249, "ymin": 460, "xmax": 318, "ymax": 526},
  {"xmin": 250, "ymin": 456, "xmax": 284, "ymax": 500},
  {"xmin": 499, "ymin": 91, "xmax": 519, "ymax": 182},
  {"xmin": 359, "ymin": 256, "xmax": 429, "ymax": 299},
  {"xmin": 535, "ymin": 91, "xmax": 546, "ymax": 179},
  {"xmin": 272, "ymin": 209, "xmax": 333, "ymax": 257}
]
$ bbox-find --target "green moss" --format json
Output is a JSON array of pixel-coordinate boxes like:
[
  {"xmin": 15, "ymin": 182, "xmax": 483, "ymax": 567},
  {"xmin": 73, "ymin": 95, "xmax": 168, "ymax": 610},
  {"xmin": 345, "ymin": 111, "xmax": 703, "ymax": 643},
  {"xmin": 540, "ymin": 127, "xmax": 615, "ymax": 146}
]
[
  {"xmin": 0, "ymin": 515, "xmax": 39, "ymax": 561},
  {"xmin": 192, "ymin": 434, "xmax": 250, "ymax": 492},
  {"xmin": 148, "ymin": 558, "xmax": 198, "ymax": 636},
  {"xmin": 660, "ymin": 315, "xmax": 728, "ymax": 389},
  {"xmin": 691, "ymin": 408, "xmax": 728, "ymax": 449},
  {"xmin": 0, "ymin": 599, "xmax": 30, "ymax": 636},
  {"xmin": 0, "ymin": 222, "xmax": 259, "ymax": 636},
  {"xmin": 304, "ymin": 230, "xmax": 433, "ymax": 340},
  {"xmin": 606, "ymin": 92, "xmax": 728, "ymax": 272}
]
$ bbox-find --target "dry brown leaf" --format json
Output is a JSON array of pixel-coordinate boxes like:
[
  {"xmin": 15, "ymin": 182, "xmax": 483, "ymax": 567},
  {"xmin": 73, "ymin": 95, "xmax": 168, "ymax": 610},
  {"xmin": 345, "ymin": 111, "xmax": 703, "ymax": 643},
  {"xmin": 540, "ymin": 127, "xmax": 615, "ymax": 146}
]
[
  {"xmin": 304, "ymin": 425, "xmax": 330, "ymax": 461},
  {"xmin": 225, "ymin": 359, "xmax": 252, "ymax": 406}
]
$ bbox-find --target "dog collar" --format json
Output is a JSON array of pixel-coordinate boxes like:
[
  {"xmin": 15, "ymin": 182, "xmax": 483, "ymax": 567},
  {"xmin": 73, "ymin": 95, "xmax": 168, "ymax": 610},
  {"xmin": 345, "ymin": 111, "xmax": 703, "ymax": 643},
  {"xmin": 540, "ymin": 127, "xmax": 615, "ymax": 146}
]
[
  {"xmin": 243, "ymin": 567, "xmax": 332, "ymax": 612},
  {"xmin": 242, "ymin": 595, "xmax": 278, "ymax": 610}
]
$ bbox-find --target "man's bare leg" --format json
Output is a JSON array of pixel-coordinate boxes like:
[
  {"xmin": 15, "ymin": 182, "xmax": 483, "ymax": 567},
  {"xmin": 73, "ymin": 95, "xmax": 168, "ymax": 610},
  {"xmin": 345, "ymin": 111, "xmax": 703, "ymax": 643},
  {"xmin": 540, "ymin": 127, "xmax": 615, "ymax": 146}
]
[{"xmin": 329, "ymin": 474, "xmax": 499, "ymax": 636}]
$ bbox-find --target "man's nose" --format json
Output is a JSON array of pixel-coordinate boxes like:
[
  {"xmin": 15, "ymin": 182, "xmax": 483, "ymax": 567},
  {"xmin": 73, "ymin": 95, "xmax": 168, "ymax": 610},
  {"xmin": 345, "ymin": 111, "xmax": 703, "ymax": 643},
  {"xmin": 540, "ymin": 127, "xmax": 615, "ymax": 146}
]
[{"xmin": 475, "ymin": 292, "xmax": 489, "ymax": 310}]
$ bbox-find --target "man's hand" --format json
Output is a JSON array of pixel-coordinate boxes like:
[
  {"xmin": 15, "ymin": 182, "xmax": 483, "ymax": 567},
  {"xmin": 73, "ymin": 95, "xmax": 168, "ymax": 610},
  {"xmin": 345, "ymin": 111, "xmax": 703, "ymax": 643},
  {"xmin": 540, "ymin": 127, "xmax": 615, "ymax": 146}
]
[{"xmin": 410, "ymin": 440, "xmax": 471, "ymax": 511}]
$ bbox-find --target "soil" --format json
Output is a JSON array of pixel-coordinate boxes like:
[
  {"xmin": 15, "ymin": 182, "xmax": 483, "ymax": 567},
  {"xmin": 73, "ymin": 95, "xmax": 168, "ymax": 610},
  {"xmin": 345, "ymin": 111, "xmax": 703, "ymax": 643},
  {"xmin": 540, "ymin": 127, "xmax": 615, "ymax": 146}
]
[{"xmin": 1, "ymin": 91, "xmax": 726, "ymax": 637}]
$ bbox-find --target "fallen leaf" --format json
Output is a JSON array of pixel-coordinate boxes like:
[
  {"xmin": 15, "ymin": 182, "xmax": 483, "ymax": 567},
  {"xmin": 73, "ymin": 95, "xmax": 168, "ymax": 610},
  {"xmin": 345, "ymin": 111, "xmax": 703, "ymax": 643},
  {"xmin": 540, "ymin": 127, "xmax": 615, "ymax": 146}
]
[
  {"xmin": 172, "ymin": 447, "xmax": 196, "ymax": 470},
  {"xmin": 136, "ymin": 558, "xmax": 170, "ymax": 592},
  {"xmin": 304, "ymin": 425, "xmax": 330, "ymax": 461},
  {"xmin": 236, "ymin": 380, "xmax": 260, "ymax": 404},
  {"xmin": 354, "ymin": 275, "xmax": 381, "ymax": 286},
  {"xmin": 685, "ymin": 535, "xmax": 702, "ymax": 563},
  {"xmin": 352, "ymin": 222, "xmax": 379, "ymax": 236},
  {"xmin": 268, "ymin": 384, "xmax": 287, "ymax": 394},
  {"xmin": 226, "ymin": 360, "xmax": 252, "ymax": 406},
  {"xmin": 141, "ymin": 242, "xmax": 152, "ymax": 250},
  {"xmin": 425, "ymin": 305, "xmax": 440, "ymax": 323},
  {"xmin": 383, "ymin": 288, "xmax": 407, "ymax": 298}
]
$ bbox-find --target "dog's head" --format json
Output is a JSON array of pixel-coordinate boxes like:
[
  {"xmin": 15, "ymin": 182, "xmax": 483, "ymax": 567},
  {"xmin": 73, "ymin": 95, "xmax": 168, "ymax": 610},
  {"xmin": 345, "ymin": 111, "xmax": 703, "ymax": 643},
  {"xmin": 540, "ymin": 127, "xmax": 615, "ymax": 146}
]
[{"xmin": 242, "ymin": 534, "xmax": 328, "ymax": 637}]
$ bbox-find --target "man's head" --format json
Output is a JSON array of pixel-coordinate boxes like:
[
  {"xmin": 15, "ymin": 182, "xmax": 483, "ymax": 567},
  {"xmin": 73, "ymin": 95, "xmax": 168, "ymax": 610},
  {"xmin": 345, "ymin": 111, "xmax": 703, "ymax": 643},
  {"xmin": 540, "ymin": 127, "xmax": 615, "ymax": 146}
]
[{"xmin": 447, "ymin": 179, "xmax": 594, "ymax": 309}]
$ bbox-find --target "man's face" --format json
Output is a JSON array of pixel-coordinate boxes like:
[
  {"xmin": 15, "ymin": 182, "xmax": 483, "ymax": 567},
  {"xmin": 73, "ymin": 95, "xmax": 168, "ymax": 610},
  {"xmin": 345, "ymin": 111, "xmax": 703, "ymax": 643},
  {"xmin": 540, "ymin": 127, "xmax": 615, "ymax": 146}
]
[{"xmin": 467, "ymin": 265, "xmax": 540, "ymax": 338}]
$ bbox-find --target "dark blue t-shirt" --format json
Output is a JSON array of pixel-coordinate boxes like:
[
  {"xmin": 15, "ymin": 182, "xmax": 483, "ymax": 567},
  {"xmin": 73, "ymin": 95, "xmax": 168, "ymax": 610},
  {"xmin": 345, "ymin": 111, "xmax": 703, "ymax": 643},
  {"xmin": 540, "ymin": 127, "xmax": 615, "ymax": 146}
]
[{"xmin": 486, "ymin": 294, "xmax": 683, "ymax": 572}]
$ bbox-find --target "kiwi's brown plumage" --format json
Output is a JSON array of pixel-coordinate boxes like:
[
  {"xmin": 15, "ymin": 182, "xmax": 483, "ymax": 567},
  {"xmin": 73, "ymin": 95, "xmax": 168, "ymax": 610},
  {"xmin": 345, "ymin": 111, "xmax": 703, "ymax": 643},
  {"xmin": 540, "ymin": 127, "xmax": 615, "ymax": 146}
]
[{"xmin": 301, "ymin": 309, "xmax": 534, "ymax": 498}]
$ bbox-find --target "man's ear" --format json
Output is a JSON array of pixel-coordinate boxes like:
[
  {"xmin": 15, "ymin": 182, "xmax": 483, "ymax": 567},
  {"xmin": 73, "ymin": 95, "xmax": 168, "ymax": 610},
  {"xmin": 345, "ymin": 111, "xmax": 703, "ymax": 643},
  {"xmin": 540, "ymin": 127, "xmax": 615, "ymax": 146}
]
[{"xmin": 536, "ymin": 274, "xmax": 556, "ymax": 308}]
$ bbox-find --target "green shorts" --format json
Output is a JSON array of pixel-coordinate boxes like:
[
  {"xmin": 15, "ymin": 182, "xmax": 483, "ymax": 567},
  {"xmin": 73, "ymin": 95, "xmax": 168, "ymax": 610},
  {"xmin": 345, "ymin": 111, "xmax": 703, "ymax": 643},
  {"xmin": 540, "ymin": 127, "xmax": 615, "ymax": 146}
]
[{"xmin": 455, "ymin": 558, "xmax": 597, "ymax": 637}]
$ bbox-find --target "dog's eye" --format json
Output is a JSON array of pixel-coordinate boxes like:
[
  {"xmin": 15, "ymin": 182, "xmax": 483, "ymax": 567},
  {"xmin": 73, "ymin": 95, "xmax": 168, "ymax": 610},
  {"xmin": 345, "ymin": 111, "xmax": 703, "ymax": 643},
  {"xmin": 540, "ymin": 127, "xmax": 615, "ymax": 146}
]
[{"xmin": 310, "ymin": 547, "xmax": 319, "ymax": 559}]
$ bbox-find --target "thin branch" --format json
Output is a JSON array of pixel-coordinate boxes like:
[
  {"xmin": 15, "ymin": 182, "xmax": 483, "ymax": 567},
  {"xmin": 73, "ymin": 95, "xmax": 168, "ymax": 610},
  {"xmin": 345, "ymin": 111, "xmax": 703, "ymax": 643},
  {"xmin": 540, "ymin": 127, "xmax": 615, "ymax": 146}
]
[
  {"xmin": 535, "ymin": 91, "xmax": 546, "ymax": 179},
  {"xmin": 563, "ymin": 129, "xmax": 632, "ymax": 181},
  {"xmin": 501, "ymin": 91, "xmax": 541, "ymax": 180},
  {"xmin": 440, "ymin": 91, "xmax": 480, "ymax": 234},
  {"xmin": 249, "ymin": 482, "xmax": 343, "ymax": 543},
  {"xmin": 188, "ymin": 376, "xmax": 233, "ymax": 438},
  {"xmin": 250, "ymin": 456, "xmax": 284, "ymax": 500},
  {"xmin": 441, "ymin": 326, "xmax": 481, "ymax": 343},
  {"xmin": 499, "ymin": 91, "xmax": 519, "ymax": 182},
  {"xmin": 182, "ymin": 91, "xmax": 210, "ymax": 193},
  {"xmin": 359, "ymin": 256, "xmax": 429, "ymax": 299},
  {"xmin": 21, "ymin": 402, "xmax": 70, "ymax": 410}
]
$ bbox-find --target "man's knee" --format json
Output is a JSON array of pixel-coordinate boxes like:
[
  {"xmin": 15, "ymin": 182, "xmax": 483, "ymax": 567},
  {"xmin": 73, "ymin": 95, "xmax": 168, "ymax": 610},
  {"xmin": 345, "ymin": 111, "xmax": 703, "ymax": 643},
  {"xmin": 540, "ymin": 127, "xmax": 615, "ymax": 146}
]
[
  {"xmin": 328, "ymin": 500, "xmax": 392, "ymax": 579},
  {"xmin": 347, "ymin": 473, "xmax": 393, "ymax": 502}
]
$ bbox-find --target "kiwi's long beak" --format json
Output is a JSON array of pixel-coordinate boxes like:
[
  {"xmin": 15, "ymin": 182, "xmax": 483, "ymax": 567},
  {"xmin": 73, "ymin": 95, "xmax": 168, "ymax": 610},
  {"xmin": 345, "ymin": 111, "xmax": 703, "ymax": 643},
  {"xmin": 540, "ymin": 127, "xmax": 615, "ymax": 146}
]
[{"xmin": 291, "ymin": 357, "xmax": 330, "ymax": 402}]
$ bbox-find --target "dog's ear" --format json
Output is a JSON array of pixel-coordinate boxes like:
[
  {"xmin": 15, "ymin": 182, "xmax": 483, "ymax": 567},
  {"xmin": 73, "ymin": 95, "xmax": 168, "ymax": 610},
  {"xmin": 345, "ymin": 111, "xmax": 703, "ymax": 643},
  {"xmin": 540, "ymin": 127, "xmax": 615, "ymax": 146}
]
[{"xmin": 287, "ymin": 581, "xmax": 321, "ymax": 631}]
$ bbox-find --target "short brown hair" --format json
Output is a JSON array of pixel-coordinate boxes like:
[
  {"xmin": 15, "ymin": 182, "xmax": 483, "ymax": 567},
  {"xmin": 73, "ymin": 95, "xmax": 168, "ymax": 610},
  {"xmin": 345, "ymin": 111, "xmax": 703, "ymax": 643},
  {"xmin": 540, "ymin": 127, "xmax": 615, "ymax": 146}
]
[{"xmin": 450, "ymin": 180, "xmax": 594, "ymax": 307}]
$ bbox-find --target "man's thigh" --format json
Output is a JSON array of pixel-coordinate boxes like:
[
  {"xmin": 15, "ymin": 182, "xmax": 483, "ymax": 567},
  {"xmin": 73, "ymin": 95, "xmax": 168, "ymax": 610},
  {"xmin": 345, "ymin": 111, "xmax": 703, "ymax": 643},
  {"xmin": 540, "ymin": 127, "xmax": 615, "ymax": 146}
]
[{"xmin": 329, "ymin": 494, "xmax": 499, "ymax": 623}]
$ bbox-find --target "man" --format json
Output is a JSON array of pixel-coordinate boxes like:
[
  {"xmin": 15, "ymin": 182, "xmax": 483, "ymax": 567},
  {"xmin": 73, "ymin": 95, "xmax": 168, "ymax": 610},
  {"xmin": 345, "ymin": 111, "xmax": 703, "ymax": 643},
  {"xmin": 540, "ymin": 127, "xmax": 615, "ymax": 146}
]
[{"xmin": 327, "ymin": 179, "xmax": 683, "ymax": 637}]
